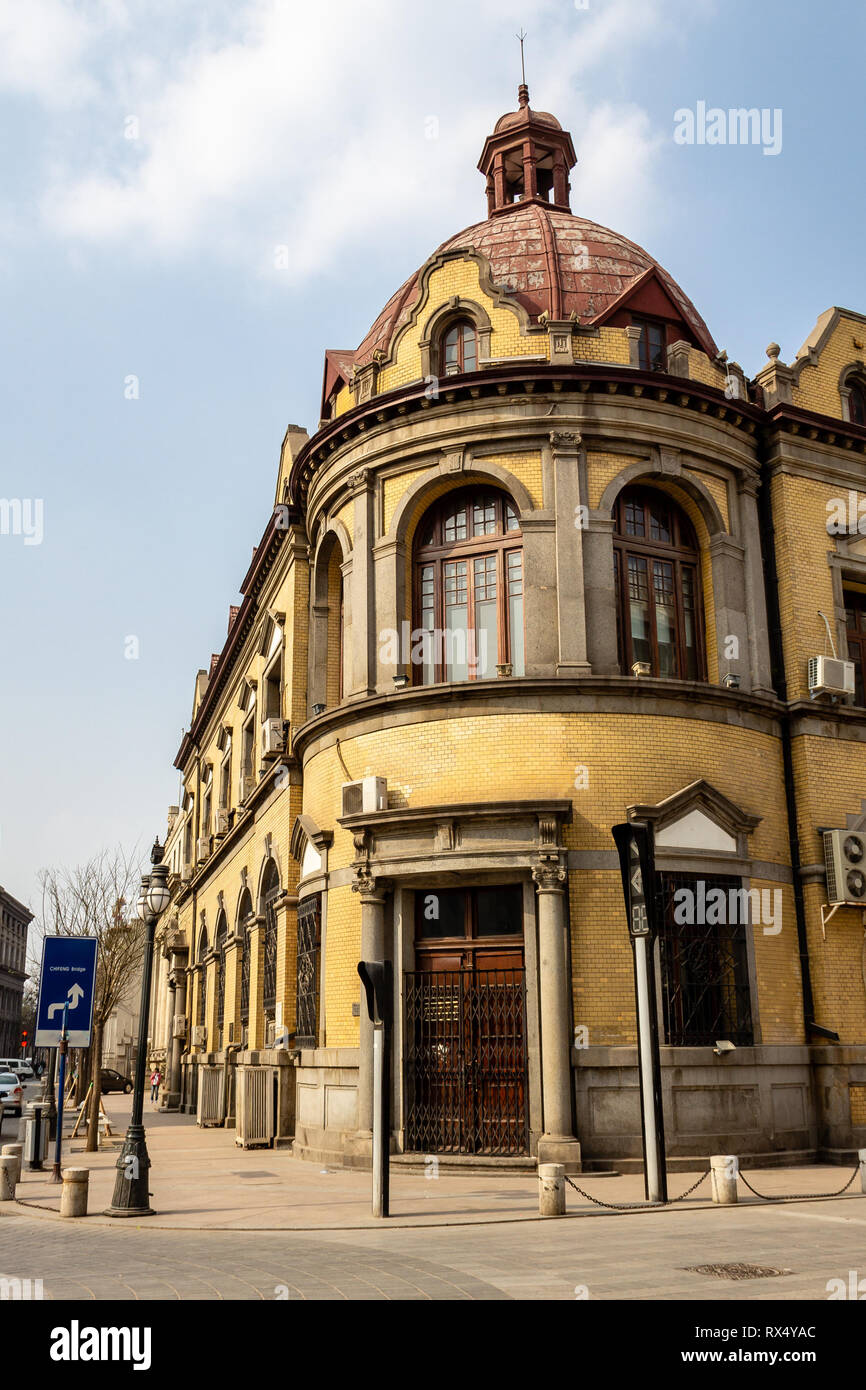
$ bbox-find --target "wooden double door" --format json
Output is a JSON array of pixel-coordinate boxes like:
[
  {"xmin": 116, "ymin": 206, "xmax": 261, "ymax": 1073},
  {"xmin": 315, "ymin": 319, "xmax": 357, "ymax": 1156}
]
[{"xmin": 404, "ymin": 885, "xmax": 529, "ymax": 1156}]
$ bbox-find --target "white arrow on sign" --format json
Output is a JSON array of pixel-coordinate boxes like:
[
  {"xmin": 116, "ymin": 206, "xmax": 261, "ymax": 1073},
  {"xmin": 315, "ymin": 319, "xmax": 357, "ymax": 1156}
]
[{"xmin": 47, "ymin": 982, "xmax": 85, "ymax": 1020}]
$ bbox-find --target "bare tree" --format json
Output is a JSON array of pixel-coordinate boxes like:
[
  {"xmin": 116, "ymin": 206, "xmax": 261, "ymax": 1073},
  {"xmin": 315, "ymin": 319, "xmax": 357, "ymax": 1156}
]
[{"xmin": 37, "ymin": 847, "xmax": 145, "ymax": 1151}]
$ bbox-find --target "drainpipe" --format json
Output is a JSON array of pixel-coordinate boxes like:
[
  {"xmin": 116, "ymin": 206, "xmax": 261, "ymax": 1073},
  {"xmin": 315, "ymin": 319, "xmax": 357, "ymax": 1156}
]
[{"xmin": 757, "ymin": 463, "xmax": 837, "ymax": 1041}]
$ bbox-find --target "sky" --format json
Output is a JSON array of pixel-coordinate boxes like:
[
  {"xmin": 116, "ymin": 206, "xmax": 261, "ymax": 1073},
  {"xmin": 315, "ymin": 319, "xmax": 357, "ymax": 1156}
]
[{"xmin": 1, "ymin": 0, "xmax": 864, "ymax": 952}]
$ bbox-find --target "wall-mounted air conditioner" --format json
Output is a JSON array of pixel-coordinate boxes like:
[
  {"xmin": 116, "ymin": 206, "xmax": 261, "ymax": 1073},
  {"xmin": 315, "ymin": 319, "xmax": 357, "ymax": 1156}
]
[
  {"xmin": 261, "ymin": 718, "xmax": 287, "ymax": 759},
  {"xmin": 196, "ymin": 837, "xmax": 210, "ymax": 864},
  {"xmin": 214, "ymin": 808, "xmax": 230, "ymax": 838},
  {"xmin": 341, "ymin": 776, "xmax": 387, "ymax": 818},
  {"xmin": 809, "ymin": 655, "xmax": 855, "ymax": 698},
  {"xmin": 823, "ymin": 829, "xmax": 866, "ymax": 905},
  {"xmin": 181, "ymin": 862, "xmax": 192, "ymax": 883},
  {"xmin": 173, "ymin": 1015, "xmax": 187, "ymax": 1038},
  {"xmin": 192, "ymin": 1025, "xmax": 207, "ymax": 1046}
]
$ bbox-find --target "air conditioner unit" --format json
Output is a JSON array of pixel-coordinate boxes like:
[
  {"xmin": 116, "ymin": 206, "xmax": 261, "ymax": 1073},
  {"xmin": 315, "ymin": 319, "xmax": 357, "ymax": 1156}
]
[
  {"xmin": 181, "ymin": 862, "xmax": 192, "ymax": 883},
  {"xmin": 214, "ymin": 808, "xmax": 230, "ymax": 838},
  {"xmin": 809, "ymin": 655, "xmax": 855, "ymax": 698},
  {"xmin": 341, "ymin": 775, "xmax": 388, "ymax": 818},
  {"xmin": 823, "ymin": 829, "xmax": 866, "ymax": 905},
  {"xmin": 261, "ymin": 718, "xmax": 287, "ymax": 759},
  {"xmin": 196, "ymin": 837, "xmax": 210, "ymax": 863},
  {"xmin": 240, "ymin": 773, "xmax": 256, "ymax": 802},
  {"xmin": 196, "ymin": 1065, "xmax": 226, "ymax": 1128},
  {"xmin": 265, "ymin": 1020, "xmax": 277, "ymax": 1048},
  {"xmin": 173, "ymin": 1015, "xmax": 187, "ymax": 1038},
  {"xmin": 235, "ymin": 1066, "xmax": 275, "ymax": 1148},
  {"xmin": 192, "ymin": 1025, "xmax": 207, "ymax": 1046}
]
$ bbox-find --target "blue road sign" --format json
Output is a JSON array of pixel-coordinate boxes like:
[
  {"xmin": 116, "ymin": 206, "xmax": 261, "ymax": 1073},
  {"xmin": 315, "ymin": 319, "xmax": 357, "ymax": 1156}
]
[{"xmin": 35, "ymin": 937, "xmax": 98, "ymax": 1047}]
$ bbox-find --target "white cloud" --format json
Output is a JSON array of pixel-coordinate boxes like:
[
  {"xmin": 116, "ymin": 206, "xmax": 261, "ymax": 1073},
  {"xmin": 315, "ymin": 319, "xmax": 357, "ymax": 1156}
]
[{"xmin": 1, "ymin": 0, "xmax": 717, "ymax": 279}]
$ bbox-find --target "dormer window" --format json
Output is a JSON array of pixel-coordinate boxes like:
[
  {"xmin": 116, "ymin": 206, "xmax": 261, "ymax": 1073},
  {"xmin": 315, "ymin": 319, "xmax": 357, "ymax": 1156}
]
[
  {"xmin": 441, "ymin": 319, "xmax": 478, "ymax": 376},
  {"xmin": 632, "ymin": 317, "xmax": 667, "ymax": 372}
]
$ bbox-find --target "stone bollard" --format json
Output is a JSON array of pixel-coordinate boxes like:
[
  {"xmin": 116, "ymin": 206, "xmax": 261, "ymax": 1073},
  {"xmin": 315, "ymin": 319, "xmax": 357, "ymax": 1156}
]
[
  {"xmin": 710, "ymin": 1154, "xmax": 739, "ymax": 1204},
  {"xmin": 1, "ymin": 1143, "xmax": 23, "ymax": 1186},
  {"xmin": 538, "ymin": 1162, "xmax": 566, "ymax": 1216},
  {"xmin": 859, "ymin": 1149, "xmax": 866, "ymax": 1195},
  {"xmin": 0, "ymin": 1154, "xmax": 17, "ymax": 1200},
  {"xmin": 60, "ymin": 1168, "xmax": 89, "ymax": 1218}
]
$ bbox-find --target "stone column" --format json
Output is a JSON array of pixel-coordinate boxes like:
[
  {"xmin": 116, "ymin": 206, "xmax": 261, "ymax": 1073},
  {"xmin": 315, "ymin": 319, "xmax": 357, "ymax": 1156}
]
[
  {"xmin": 583, "ymin": 514, "xmax": 619, "ymax": 673},
  {"xmin": 161, "ymin": 976, "xmax": 175, "ymax": 1089},
  {"xmin": 533, "ymin": 854, "xmax": 582, "ymax": 1170},
  {"xmin": 372, "ymin": 536, "xmax": 407, "ymax": 692},
  {"xmin": 551, "ymin": 431, "xmax": 592, "ymax": 677},
  {"xmin": 737, "ymin": 475, "xmax": 775, "ymax": 696},
  {"xmin": 349, "ymin": 469, "xmax": 376, "ymax": 700},
  {"xmin": 345, "ymin": 871, "xmax": 390, "ymax": 1163},
  {"xmin": 521, "ymin": 515, "xmax": 558, "ymax": 676},
  {"xmin": 164, "ymin": 966, "xmax": 187, "ymax": 1110}
]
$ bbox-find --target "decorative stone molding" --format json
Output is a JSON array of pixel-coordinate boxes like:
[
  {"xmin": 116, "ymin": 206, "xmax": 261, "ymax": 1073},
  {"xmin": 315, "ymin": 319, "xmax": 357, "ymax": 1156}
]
[
  {"xmin": 545, "ymin": 321, "xmax": 575, "ymax": 366},
  {"xmin": 549, "ymin": 429, "xmax": 581, "ymax": 451}
]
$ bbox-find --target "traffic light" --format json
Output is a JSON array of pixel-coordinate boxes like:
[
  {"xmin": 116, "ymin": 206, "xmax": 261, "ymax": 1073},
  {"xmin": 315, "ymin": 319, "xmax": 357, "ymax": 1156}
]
[{"xmin": 20, "ymin": 1029, "xmax": 29, "ymax": 1051}]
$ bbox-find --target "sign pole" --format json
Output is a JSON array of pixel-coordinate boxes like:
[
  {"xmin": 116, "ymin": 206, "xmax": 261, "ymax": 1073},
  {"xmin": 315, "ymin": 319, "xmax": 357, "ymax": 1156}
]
[
  {"xmin": 50, "ymin": 1001, "xmax": 69, "ymax": 1183},
  {"xmin": 612, "ymin": 821, "xmax": 668, "ymax": 1204},
  {"xmin": 357, "ymin": 960, "xmax": 392, "ymax": 1219}
]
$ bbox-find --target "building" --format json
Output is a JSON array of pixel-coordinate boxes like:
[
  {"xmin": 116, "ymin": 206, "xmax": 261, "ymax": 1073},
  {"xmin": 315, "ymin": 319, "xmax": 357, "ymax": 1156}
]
[
  {"xmin": 0, "ymin": 886, "xmax": 32, "ymax": 1057},
  {"xmin": 151, "ymin": 85, "xmax": 866, "ymax": 1171}
]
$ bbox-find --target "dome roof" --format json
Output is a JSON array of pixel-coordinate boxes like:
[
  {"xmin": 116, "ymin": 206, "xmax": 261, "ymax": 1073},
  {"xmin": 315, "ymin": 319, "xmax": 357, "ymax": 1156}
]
[
  {"xmin": 494, "ymin": 104, "xmax": 562, "ymax": 133},
  {"xmin": 353, "ymin": 202, "xmax": 717, "ymax": 369}
]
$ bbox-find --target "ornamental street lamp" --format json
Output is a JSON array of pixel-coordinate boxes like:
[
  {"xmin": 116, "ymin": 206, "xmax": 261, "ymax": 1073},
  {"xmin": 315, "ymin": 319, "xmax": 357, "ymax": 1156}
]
[{"xmin": 105, "ymin": 838, "xmax": 171, "ymax": 1218}]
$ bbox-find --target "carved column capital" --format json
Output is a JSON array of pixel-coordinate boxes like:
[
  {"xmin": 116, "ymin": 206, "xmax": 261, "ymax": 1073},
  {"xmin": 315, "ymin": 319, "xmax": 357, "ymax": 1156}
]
[
  {"xmin": 549, "ymin": 429, "xmax": 582, "ymax": 451},
  {"xmin": 352, "ymin": 865, "xmax": 391, "ymax": 900},
  {"xmin": 532, "ymin": 852, "xmax": 567, "ymax": 893}
]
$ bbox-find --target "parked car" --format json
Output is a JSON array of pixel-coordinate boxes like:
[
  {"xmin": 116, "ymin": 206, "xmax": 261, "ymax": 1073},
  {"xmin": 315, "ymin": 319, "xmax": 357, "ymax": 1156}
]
[
  {"xmin": 0, "ymin": 1072, "xmax": 23, "ymax": 1117},
  {"xmin": 11, "ymin": 1061, "xmax": 34, "ymax": 1081},
  {"xmin": 100, "ymin": 1068, "xmax": 133, "ymax": 1094}
]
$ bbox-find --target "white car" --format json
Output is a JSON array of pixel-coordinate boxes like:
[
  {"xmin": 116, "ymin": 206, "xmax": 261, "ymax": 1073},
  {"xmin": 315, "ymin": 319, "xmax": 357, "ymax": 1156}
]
[
  {"xmin": 0, "ymin": 1072, "xmax": 24, "ymax": 1117},
  {"xmin": 11, "ymin": 1061, "xmax": 34, "ymax": 1081}
]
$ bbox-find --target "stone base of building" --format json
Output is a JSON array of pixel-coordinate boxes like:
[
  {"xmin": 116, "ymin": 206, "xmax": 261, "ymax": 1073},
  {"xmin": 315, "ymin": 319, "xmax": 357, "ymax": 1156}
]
[{"xmin": 574, "ymin": 1043, "xmax": 866, "ymax": 1167}]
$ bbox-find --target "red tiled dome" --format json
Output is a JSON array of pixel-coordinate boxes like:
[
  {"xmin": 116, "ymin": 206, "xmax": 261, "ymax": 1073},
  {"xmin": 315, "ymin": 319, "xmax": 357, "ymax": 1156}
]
[{"xmin": 353, "ymin": 202, "xmax": 717, "ymax": 368}]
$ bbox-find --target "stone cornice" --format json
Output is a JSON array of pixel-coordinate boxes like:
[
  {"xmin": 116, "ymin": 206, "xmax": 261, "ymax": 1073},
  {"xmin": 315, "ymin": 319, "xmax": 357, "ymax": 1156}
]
[{"xmin": 293, "ymin": 676, "xmax": 784, "ymax": 763}]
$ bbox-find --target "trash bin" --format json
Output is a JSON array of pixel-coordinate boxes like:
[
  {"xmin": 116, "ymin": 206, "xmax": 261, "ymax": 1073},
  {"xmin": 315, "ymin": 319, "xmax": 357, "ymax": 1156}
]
[{"xmin": 24, "ymin": 1103, "xmax": 49, "ymax": 1169}]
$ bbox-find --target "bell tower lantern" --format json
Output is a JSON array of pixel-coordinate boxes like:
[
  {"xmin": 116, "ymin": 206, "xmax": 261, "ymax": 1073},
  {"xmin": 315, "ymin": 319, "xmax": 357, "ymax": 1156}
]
[{"xmin": 477, "ymin": 85, "xmax": 577, "ymax": 217}]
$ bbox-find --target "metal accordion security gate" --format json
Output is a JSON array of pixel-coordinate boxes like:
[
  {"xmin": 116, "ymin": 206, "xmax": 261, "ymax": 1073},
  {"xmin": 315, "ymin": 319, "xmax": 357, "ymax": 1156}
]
[{"xmin": 404, "ymin": 967, "xmax": 529, "ymax": 1156}]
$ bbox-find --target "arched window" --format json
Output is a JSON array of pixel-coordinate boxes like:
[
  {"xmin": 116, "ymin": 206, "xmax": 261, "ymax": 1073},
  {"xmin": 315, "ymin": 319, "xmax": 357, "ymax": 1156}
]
[
  {"xmin": 238, "ymin": 889, "xmax": 252, "ymax": 1026},
  {"xmin": 261, "ymin": 860, "xmax": 280, "ymax": 1015},
  {"xmin": 413, "ymin": 487, "xmax": 524, "ymax": 684},
  {"xmin": 613, "ymin": 486, "xmax": 705, "ymax": 680},
  {"xmin": 215, "ymin": 912, "xmax": 228, "ymax": 1031},
  {"xmin": 441, "ymin": 318, "xmax": 478, "ymax": 376},
  {"xmin": 848, "ymin": 379, "xmax": 866, "ymax": 426}
]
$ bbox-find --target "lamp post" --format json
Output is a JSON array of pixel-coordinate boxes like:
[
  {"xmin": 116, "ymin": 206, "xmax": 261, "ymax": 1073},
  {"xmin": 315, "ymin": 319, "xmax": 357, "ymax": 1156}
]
[{"xmin": 104, "ymin": 838, "xmax": 171, "ymax": 1217}]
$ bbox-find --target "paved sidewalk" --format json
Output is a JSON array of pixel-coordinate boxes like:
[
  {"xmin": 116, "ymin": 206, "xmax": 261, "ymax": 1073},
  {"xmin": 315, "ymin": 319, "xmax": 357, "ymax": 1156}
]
[{"xmin": 2, "ymin": 1091, "xmax": 862, "ymax": 1230}]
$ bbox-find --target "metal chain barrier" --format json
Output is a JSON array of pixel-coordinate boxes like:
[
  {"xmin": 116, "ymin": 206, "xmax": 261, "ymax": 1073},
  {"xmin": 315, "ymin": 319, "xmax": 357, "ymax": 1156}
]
[
  {"xmin": 565, "ymin": 1162, "xmax": 862, "ymax": 1211},
  {"xmin": 564, "ymin": 1169, "xmax": 710, "ymax": 1211},
  {"xmin": 736, "ymin": 1163, "xmax": 861, "ymax": 1202}
]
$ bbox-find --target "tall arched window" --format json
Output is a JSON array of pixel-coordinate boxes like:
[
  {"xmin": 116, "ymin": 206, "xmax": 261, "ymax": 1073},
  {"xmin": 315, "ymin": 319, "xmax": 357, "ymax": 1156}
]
[
  {"xmin": 215, "ymin": 912, "xmax": 228, "ymax": 1033},
  {"xmin": 848, "ymin": 379, "xmax": 866, "ymax": 426},
  {"xmin": 441, "ymin": 318, "xmax": 478, "ymax": 375},
  {"xmin": 261, "ymin": 860, "xmax": 280, "ymax": 1016},
  {"xmin": 413, "ymin": 487, "xmax": 524, "ymax": 684},
  {"xmin": 238, "ymin": 889, "xmax": 252, "ymax": 1026},
  {"xmin": 613, "ymin": 486, "xmax": 705, "ymax": 680}
]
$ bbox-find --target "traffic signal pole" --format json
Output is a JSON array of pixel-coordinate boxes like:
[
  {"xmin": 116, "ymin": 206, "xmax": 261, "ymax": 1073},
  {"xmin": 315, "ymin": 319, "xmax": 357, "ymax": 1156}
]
[{"xmin": 613, "ymin": 820, "xmax": 668, "ymax": 1204}]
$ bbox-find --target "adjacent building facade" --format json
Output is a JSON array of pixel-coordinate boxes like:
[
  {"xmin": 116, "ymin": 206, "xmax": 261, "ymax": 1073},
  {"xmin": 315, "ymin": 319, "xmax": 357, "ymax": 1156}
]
[
  {"xmin": 149, "ymin": 88, "xmax": 866, "ymax": 1171},
  {"xmin": 0, "ymin": 886, "xmax": 32, "ymax": 1058}
]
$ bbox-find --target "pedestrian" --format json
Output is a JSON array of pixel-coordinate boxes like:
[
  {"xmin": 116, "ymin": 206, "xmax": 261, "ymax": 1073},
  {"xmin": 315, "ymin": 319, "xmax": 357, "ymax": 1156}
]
[{"xmin": 150, "ymin": 1067, "xmax": 162, "ymax": 1104}]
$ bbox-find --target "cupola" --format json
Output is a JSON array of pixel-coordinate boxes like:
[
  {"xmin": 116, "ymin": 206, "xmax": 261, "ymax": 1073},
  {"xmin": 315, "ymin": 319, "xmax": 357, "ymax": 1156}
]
[{"xmin": 477, "ymin": 84, "xmax": 577, "ymax": 216}]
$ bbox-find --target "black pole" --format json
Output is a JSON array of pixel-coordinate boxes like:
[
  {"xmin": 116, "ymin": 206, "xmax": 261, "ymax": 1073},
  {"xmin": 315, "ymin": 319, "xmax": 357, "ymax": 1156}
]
[
  {"xmin": 49, "ymin": 1002, "xmax": 69, "ymax": 1183},
  {"xmin": 105, "ymin": 845, "xmax": 167, "ymax": 1218}
]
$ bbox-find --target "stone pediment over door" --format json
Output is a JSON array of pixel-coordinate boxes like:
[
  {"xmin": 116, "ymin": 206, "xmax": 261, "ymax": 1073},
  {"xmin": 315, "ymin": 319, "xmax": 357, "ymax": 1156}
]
[{"xmin": 627, "ymin": 779, "xmax": 762, "ymax": 865}]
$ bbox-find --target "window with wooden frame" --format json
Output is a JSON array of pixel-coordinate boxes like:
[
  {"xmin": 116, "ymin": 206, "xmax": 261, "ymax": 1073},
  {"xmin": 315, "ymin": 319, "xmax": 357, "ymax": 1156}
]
[
  {"xmin": 440, "ymin": 318, "xmax": 478, "ymax": 376},
  {"xmin": 238, "ymin": 888, "xmax": 252, "ymax": 1025},
  {"xmin": 413, "ymin": 488, "xmax": 524, "ymax": 685},
  {"xmin": 613, "ymin": 486, "xmax": 705, "ymax": 680},
  {"xmin": 848, "ymin": 379, "xmax": 866, "ymax": 427},
  {"xmin": 631, "ymin": 315, "xmax": 668, "ymax": 372},
  {"xmin": 845, "ymin": 589, "xmax": 866, "ymax": 704},
  {"xmin": 215, "ymin": 912, "xmax": 228, "ymax": 1031},
  {"xmin": 262, "ymin": 652, "xmax": 282, "ymax": 721}
]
